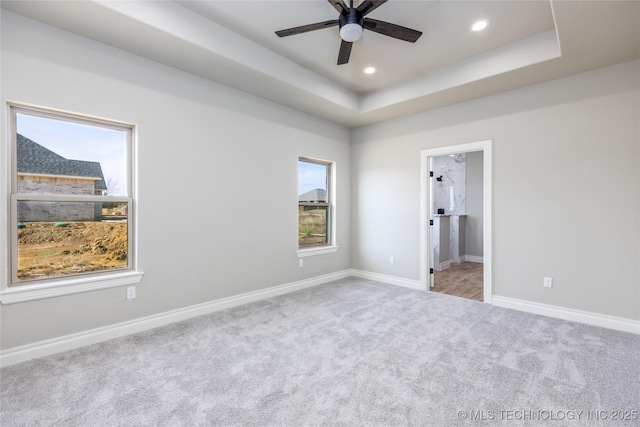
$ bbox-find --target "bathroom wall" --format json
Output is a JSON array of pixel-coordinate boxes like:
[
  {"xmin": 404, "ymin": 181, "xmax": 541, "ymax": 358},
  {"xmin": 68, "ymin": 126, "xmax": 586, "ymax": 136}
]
[
  {"xmin": 465, "ymin": 151, "xmax": 484, "ymax": 258},
  {"xmin": 433, "ymin": 153, "xmax": 466, "ymax": 215},
  {"xmin": 433, "ymin": 152, "xmax": 482, "ymax": 262}
]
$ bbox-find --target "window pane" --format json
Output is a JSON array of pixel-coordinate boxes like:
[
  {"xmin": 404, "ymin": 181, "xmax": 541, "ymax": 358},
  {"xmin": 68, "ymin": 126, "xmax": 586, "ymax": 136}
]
[
  {"xmin": 298, "ymin": 161, "xmax": 327, "ymax": 202},
  {"xmin": 16, "ymin": 201, "xmax": 128, "ymax": 282},
  {"xmin": 298, "ymin": 160, "xmax": 331, "ymax": 248},
  {"xmin": 16, "ymin": 113, "xmax": 127, "ymax": 196},
  {"xmin": 298, "ymin": 205, "xmax": 328, "ymax": 248},
  {"xmin": 298, "ymin": 159, "xmax": 331, "ymax": 248}
]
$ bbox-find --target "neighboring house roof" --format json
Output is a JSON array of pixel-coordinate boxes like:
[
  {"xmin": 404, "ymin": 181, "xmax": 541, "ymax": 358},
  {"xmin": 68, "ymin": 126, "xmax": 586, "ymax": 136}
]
[
  {"xmin": 17, "ymin": 133, "xmax": 107, "ymax": 191},
  {"xmin": 299, "ymin": 188, "xmax": 326, "ymax": 202}
]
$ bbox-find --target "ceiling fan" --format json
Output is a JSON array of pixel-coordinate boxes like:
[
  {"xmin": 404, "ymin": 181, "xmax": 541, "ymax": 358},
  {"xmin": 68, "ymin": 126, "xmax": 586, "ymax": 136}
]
[{"xmin": 275, "ymin": 0, "xmax": 422, "ymax": 65}]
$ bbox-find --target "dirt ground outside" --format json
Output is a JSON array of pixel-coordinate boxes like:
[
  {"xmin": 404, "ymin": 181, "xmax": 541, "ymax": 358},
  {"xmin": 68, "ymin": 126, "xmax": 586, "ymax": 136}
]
[
  {"xmin": 16, "ymin": 221, "xmax": 128, "ymax": 282},
  {"xmin": 298, "ymin": 209, "xmax": 328, "ymax": 247}
]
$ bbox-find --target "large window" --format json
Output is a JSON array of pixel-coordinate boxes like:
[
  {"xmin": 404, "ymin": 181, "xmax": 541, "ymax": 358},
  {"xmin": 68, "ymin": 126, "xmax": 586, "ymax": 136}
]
[
  {"xmin": 2, "ymin": 102, "xmax": 141, "ymax": 301},
  {"xmin": 298, "ymin": 158, "xmax": 332, "ymax": 250}
]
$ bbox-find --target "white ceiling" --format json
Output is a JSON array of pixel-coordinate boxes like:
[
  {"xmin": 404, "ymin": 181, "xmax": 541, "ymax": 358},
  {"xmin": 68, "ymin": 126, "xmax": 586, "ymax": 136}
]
[
  {"xmin": 177, "ymin": 0, "xmax": 556, "ymax": 95},
  {"xmin": 2, "ymin": 1, "xmax": 639, "ymax": 128}
]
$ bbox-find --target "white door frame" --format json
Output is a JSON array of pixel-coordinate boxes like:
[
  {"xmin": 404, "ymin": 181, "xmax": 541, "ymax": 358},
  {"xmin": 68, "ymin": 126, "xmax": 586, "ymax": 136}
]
[{"xmin": 419, "ymin": 140, "xmax": 493, "ymax": 303}]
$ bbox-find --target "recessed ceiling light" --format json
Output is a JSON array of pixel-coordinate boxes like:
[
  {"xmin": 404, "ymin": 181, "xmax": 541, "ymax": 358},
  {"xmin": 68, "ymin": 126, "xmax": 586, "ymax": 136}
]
[
  {"xmin": 363, "ymin": 66, "xmax": 377, "ymax": 75},
  {"xmin": 470, "ymin": 19, "xmax": 490, "ymax": 32}
]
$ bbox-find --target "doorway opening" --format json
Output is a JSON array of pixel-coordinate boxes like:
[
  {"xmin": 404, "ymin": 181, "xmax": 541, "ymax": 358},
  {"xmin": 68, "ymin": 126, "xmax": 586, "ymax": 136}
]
[{"xmin": 419, "ymin": 141, "xmax": 492, "ymax": 303}]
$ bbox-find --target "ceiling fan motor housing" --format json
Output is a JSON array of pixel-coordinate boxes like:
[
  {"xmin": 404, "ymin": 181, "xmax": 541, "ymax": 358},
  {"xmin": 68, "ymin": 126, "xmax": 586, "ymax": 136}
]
[
  {"xmin": 339, "ymin": 8, "xmax": 364, "ymax": 42},
  {"xmin": 339, "ymin": 8, "xmax": 364, "ymax": 29}
]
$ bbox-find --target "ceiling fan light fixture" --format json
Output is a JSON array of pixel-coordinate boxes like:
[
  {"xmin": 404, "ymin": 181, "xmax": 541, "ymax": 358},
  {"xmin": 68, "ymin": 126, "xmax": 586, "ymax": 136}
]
[
  {"xmin": 364, "ymin": 66, "xmax": 377, "ymax": 74},
  {"xmin": 340, "ymin": 23, "xmax": 363, "ymax": 42}
]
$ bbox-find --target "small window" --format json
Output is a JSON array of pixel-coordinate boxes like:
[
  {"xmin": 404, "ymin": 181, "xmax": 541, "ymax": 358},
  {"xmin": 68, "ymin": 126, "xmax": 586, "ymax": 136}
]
[
  {"xmin": 298, "ymin": 158, "xmax": 332, "ymax": 249},
  {"xmin": 7, "ymin": 102, "xmax": 137, "ymax": 288}
]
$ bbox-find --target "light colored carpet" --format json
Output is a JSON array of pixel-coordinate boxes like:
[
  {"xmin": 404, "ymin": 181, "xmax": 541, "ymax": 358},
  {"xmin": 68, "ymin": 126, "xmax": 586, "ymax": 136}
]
[{"xmin": 1, "ymin": 277, "xmax": 639, "ymax": 426}]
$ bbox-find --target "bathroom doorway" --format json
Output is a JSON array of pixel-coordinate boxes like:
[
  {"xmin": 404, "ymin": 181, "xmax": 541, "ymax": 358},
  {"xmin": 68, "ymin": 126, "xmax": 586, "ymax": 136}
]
[{"xmin": 420, "ymin": 141, "xmax": 492, "ymax": 303}]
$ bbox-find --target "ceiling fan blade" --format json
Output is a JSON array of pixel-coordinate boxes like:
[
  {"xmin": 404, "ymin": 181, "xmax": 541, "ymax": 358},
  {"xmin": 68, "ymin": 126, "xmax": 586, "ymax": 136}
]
[
  {"xmin": 337, "ymin": 40, "xmax": 353, "ymax": 65},
  {"xmin": 357, "ymin": 0, "xmax": 388, "ymax": 16},
  {"xmin": 275, "ymin": 20, "xmax": 339, "ymax": 37},
  {"xmin": 363, "ymin": 18, "xmax": 422, "ymax": 43},
  {"xmin": 328, "ymin": 0, "xmax": 348, "ymax": 15}
]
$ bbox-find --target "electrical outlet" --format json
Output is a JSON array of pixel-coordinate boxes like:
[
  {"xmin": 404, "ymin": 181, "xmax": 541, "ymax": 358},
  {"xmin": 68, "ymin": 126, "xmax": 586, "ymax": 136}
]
[
  {"xmin": 543, "ymin": 277, "xmax": 553, "ymax": 288},
  {"xmin": 126, "ymin": 286, "xmax": 136, "ymax": 300},
  {"xmin": 298, "ymin": 259, "xmax": 304, "ymax": 268},
  {"xmin": 389, "ymin": 256, "xmax": 395, "ymax": 265}
]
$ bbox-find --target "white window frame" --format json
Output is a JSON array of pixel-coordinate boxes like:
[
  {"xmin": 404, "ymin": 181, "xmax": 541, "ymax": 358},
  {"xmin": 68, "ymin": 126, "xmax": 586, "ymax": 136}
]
[
  {"xmin": 0, "ymin": 101, "xmax": 143, "ymax": 304},
  {"xmin": 297, "ymin": 156, "xmax": 338, "ymax": 258}
]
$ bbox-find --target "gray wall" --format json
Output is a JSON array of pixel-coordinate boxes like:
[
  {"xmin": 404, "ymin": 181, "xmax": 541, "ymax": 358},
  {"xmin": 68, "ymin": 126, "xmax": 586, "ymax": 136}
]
[
  {"xmin": 352, "ymin": 60, "xmax": 639, "ymax": 321},
  {"xmin": 1, "ymin": 11, "xmax": 639, "ymax": 352},
  {"xmin": 0, "ymin": 12, "xmax": 351, "ymax": 349},
  {"xmin": 465, "ymin": 151, "xmax": 483, "ymax": 258}
]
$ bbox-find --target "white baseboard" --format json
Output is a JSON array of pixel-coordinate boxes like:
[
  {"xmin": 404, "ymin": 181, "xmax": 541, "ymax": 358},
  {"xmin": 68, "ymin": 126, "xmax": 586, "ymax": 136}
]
[
  {"xmin": 461, "ymin": 255, "xmax": 483, "ymax": 263},
  {"xmin": 6, "ymin": 269, "xmax": 636, "ymax": 367},
  {"xmin": 349, "ymin": 269, "xmax": 425, "ymax": 291},
  {"xmin": 492, "ymin": 296, "xmax": 640, "ymax": 334},
  {"xmin": 0, "ymin": 270, "xmax": 352, "ymax": 367}
]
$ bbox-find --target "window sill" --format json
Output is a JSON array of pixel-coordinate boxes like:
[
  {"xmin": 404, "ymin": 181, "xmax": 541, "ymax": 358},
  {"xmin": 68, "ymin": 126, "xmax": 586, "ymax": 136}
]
[
  {"xmin": 0, "ymin": 271, "xmax": 144, "ymax": 304},
  {"xmin": 297, "ymin": 246, "xmax": 339, "ymax": 258}
]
